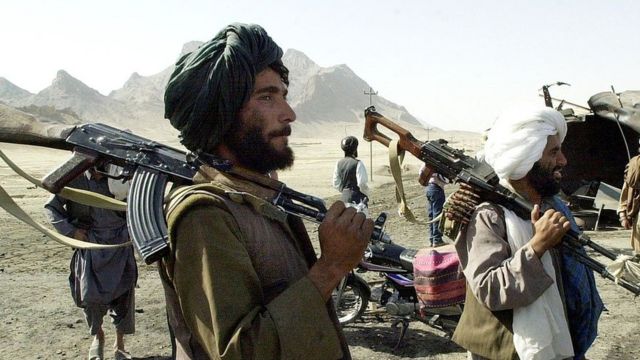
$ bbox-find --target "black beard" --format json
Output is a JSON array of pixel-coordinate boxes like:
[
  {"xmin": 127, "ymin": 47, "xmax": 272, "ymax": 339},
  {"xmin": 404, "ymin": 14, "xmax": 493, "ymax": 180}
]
[
  {"xmin": 226, "ymin": 124, "xmax": 294, "ymax": 174},
  {"xmin": 527, "ymin": 161, "xmax": 561, "ymax": 197}
]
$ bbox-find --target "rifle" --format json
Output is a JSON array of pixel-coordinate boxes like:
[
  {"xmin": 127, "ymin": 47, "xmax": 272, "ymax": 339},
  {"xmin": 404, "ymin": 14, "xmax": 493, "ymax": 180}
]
[
  {"xmin": 363, "ymin": 106, "xmax": 640, "ymax": 296},
  {"xmin": 0, "ymin": 121, "xmax": 389, "ymax": 264}
]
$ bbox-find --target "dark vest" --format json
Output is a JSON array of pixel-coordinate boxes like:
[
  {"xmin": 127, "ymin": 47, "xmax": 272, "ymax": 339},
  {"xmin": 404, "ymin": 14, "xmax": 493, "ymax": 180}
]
[
  {"xmin": 452, "ymin": 283, "xmax": 517, "ymax": 360},
  {"xmin": 335, "ymin": 156, "xmax": 360, "ymax": 192}
]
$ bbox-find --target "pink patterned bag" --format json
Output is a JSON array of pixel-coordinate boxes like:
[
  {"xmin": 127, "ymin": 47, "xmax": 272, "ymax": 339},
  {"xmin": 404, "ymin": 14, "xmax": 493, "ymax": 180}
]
[{"xmin": 413, "ymin": 244, "xmax": 465, "ymax": 308}]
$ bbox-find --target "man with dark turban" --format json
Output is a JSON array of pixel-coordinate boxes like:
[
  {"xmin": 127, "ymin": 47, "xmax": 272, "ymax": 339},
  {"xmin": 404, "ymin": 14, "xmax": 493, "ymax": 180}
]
[
  {"xmin": 159, "ymin": 23, "xmax": 372, "ymax": 359},
  {"xmin": 450, "ymin": 107, "xmax": 603, "ymax": 360}
]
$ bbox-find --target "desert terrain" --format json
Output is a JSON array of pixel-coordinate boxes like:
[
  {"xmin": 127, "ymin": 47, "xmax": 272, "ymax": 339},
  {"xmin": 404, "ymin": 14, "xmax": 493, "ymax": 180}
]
[{"xmin": 0, "ymin": 127, "xmax": 639, "ymax": 360}]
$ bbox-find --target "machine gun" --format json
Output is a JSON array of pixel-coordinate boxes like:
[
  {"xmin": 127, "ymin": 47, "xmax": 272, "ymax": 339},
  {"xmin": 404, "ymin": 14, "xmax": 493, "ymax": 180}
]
[
  {"xmin": 363, "ymin": 106, "xmax": 640, "ymax": 296},
  {"xmin": 0, "ymin": 122, "xmax": 389, "ymax": 264}
]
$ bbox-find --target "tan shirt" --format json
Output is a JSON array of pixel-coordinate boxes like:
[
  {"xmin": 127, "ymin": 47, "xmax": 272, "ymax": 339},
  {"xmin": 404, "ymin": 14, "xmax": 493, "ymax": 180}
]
[{"xmin": 455, "ymin": 203, "xmax": 557, "ymax": 310}]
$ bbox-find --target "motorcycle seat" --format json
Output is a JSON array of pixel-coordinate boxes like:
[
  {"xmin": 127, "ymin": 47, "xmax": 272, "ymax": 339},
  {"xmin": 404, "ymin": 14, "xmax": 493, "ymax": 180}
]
[{"xmin": 399, "ymin": 248, "xmax": 418, "ymax": 272}]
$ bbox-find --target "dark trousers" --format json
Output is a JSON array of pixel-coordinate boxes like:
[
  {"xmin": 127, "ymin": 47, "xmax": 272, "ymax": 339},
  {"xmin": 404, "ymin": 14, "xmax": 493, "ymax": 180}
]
[{"xmin": 426, "ymin": 183, "xmax": 445, "ymax": 245}]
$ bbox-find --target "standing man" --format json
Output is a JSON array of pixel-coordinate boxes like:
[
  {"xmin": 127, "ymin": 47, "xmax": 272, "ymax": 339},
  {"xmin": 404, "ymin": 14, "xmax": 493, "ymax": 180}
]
[
  {"xmin": 452, "ymin": 108, "xmax": 603, "ymax": 360},
  {"xmin": 418, "ymin": 165, "xmax": 447, "ymax": 246},
  {"xmin": 44, "ymin": 165, "xmax": 137, "ymax": 360},
  {"xmin": 160, "ymin": 23, "xmax": 373, "ymax": 359},
  {"xmin": 617, "ymin": 148, "xmax": 640, "ymax": 255},
  {"xmin": 333, "ymin": 135, "xmax": 369, "ymax": 213}
]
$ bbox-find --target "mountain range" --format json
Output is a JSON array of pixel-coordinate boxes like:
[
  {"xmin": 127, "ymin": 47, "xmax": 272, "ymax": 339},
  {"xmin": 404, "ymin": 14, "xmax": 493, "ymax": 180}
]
[{"xmin": 0, "ymin": 44, "xmax": 423, "ymax": 140}]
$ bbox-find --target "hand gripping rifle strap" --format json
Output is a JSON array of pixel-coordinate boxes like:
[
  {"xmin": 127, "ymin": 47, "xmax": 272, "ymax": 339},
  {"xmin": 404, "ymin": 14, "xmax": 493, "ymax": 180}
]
[{"xmin": 388, "ymin": 139, "xmax": 416, "ymax": 222}]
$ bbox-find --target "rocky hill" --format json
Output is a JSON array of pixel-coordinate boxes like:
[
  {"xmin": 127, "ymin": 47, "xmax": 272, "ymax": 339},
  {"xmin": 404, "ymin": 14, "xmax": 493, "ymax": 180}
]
[
  {"xmin": 284, "ymin": 49, "xmax": 421, "ymax": 128},
  {"xmin": 0, "ymin": 77, "xmax": 32, "ymax": 104},
  {"xmin": 0, "ymin": 45, "xmax": 425, "ymax": 140}
]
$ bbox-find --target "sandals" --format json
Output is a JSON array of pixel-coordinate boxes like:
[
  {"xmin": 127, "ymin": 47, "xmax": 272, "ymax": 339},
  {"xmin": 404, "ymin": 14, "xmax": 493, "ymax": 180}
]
[
  {"xmin": 88, "ymin": 337, "xmax": 104, "ymax": 360},
  {"xmin": 114, "ymin": 349, "xmax": 133, "ymax": 360}
]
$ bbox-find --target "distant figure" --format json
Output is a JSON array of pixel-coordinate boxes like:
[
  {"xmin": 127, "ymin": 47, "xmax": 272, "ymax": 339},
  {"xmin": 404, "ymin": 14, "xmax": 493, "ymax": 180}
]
[
  {"xmin": 419, "ymin": 164, "xmax": 448, "ymax": 247},
  {"xmin": 333, "ymin": 136, "xmax": 369, "ymax": 213},
  {"xmin": 44, "ymin": 165, "xmax": 136, "ymax": 360},
  {"xmin": 618, "ymin": 150, "xmax": 640, "ymax": 255}
]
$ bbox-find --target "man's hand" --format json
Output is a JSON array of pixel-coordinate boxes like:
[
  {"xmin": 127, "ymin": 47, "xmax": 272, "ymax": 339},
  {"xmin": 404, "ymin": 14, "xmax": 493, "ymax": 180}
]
[
  {"xmin": 620, "ymin": 212, "xmax": 632, "ymax": 230},
  {"xmin": 529, "ymin": 204, "xmax": 570, "ymax": 258},
  {"xmin": 308, "ymin": 201, "xmax": 374, "ymax": 300},
  {"xmin": 72, "ymin": 228, "xmax": 88, "ymax": 241},
  {"xmin": 445, "ymin": 182, "xmax": 482, "ymax": 225},
  {"xmin": 418, "ymin": 165, "xmax": 432, "ymax": 186}
]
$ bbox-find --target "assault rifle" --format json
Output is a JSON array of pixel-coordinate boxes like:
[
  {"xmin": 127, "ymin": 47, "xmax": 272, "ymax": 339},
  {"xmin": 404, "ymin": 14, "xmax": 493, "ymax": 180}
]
[
  {"xmin": 363, "ymin": 106, "xmax": 640, "ymax": 296},
  {"xmin": 0, "ymin": 121, "xmax": 388, "ymax": 264}
]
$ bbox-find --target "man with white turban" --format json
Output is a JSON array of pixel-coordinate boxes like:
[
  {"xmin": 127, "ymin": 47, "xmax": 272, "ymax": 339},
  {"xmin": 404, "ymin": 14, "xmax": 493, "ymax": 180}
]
[{"xmin": 451, "ymin": 107, "xmax": 603, "ymax": 360}]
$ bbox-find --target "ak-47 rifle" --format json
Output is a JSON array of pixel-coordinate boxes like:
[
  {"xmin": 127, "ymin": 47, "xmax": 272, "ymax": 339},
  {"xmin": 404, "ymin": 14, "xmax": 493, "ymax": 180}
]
[
  {"xmin": 0, "ymin": 121, "xmax": 388, "ymax": 264},
  {"xmin": 363, "ymin": 106, "xmax": 640, "ymax": 296}
]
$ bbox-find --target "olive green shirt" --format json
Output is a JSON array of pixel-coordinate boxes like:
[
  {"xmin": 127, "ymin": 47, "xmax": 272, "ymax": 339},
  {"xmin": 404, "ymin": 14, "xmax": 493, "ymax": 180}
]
[{"xmin": 161, "ymin": 166, "xmax": 348, "ymax": 359}]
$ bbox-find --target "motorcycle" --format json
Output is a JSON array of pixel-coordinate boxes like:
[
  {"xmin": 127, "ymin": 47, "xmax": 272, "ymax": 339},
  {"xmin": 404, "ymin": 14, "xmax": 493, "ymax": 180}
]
[{"xmin": 332, "ymin": 235, "xmax": 463, "ymax": 349}]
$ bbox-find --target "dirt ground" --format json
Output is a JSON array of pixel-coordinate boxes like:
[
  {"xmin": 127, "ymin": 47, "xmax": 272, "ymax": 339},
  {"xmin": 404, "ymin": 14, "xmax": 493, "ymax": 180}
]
[{"xmin": 1, "ymin": 143, "xmax": 639, "ymax": 360}]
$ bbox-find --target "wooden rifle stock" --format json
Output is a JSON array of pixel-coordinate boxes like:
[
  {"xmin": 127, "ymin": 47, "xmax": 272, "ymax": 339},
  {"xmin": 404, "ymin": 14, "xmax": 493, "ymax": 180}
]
[{"xmin": 363, "ymin": 106, "xmax": 423, "ymax": 158}]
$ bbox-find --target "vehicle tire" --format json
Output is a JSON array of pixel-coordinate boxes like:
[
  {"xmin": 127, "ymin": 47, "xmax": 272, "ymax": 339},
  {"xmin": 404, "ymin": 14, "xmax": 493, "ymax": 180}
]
[{"xmin": 332, "ymin": 274, "xmax": 370, "ymax": 325}]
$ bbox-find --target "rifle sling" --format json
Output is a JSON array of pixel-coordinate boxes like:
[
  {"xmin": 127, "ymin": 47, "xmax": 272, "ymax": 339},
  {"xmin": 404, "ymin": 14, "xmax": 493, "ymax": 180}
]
[
  {"xmin": 389, "ymin": 139, "xmax": 416, "ymax": 222},
  {"xmin": 0, "ymin": 149, "xmax": 130, "ymax": 249}
]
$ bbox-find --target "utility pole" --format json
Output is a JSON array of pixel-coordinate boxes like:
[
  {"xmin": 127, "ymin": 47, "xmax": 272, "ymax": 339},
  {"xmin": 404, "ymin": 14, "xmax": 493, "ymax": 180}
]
[
  {"xmin": 426, "ymin": 127, "xmax": 433, "ymax": 141},
  {"xmin": 364, "ymin": 87, "xmax": 378, "ymax": 181}
]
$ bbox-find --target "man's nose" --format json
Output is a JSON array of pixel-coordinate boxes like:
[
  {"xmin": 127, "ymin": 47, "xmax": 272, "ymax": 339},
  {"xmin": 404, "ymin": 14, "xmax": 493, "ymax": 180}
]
[
  {"xmin": 280, "ymin": 100, "xmax": 296, "ymax": 123},
  {"xmin": 557, "ymin": 151, "xmax": 567, "ymax": 167}
]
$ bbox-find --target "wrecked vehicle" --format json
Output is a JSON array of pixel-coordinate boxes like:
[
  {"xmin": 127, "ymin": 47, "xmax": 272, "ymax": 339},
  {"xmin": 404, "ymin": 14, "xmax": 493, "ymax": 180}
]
[{"xmin": 543, "ymin": 84, "xmax": 640, "ymax": 229}]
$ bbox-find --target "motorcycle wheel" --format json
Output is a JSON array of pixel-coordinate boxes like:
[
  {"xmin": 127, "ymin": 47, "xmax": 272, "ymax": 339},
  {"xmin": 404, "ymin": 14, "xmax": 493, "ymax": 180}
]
[{"xmin": 332, "ymin": 275, "xmax": 369, "ymax": 325}]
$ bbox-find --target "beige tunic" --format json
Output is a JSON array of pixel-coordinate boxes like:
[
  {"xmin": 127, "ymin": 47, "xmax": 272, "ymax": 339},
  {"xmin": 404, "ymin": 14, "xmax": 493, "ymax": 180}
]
[
  {"xmin": 452, "ymin": 203, "xmax": 566, "ymax": 359},
  {"xmin": 618, "ymin": 178, "xmax": 640, "ymax": 254}
]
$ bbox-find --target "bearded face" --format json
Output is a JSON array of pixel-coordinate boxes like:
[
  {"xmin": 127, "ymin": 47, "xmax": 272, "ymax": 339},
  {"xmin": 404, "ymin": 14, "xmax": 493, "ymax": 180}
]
[
  {"xmin": 222, "ymin": 68, "xmax": 296, "ymax": 174},
  {"xmin": 527, "ymin": 160, "xmax": 562, "ymax": 197},
  {"xmin": 526, "ymin": 134, "xmax": 567, "ymax": 197},
  {"xmin": 226, "ymin": 110, "xmax": 294, "ymax": 174}
]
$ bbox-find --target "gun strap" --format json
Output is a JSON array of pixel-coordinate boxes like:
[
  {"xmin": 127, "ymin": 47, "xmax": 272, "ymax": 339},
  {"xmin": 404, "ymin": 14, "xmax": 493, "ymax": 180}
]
[
  {"xmin": 0, "ymin": 149, "xmax": 126, "ymax": 211},
  {"xmin": 165, "ymin": 182, "xmax": 288, "ymax": 224},
  {"xmin": 0, "ymin": 149, "xmax": 130, "ymax": 249},
  {"xmin": 388, "ymin": 139, "xmax": 416, "ymax": 222}
]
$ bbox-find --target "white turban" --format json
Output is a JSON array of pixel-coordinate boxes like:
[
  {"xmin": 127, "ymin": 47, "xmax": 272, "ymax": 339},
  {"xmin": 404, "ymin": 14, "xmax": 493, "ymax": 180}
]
[{"xmin": 483, "ymin": 107, "xmax": 567, "ymax": 181}]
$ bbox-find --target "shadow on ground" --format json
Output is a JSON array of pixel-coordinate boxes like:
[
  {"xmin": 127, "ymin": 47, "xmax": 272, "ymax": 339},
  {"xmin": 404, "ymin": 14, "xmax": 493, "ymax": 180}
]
[{"xmin": 343, "ymin": 314, "xmax": 465, "ymax": 359}]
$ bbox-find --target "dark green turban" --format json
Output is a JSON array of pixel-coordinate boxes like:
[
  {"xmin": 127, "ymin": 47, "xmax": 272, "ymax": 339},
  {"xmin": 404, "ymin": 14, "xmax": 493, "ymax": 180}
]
[{"xmin": 164, "ymin": 23, "xmax": 288, "ymax": 152}]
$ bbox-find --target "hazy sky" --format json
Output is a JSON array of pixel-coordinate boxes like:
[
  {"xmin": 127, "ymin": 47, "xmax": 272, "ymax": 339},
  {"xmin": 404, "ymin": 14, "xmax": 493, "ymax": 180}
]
[{"xmin": 2, "ymin": 0, "xmax": 638, "ymax": 132}]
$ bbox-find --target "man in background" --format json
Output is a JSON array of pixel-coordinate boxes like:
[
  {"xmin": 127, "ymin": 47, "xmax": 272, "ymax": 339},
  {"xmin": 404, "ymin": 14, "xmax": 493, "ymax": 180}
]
[
  {"xmin": 618, "ymin": 146, "xmax": 640, "ymax": 255},
  {"xmin": 44, "ymin": 165, "xmax": 137, "ymax": 360},
  {"xmin": 418, "ymin": 165, "xmax": 448, "ymax": 247},
  {"xmin": 333, "ymin": 135, "xmax": 369, "ymax": 214}
]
